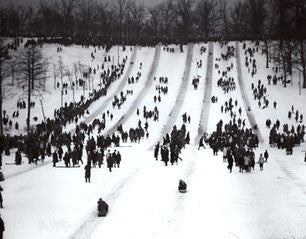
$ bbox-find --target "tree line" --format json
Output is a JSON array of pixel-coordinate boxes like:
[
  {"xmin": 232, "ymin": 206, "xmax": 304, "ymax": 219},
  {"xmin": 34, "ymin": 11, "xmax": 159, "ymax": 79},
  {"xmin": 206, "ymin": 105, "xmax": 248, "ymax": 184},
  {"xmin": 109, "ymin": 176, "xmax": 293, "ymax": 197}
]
[{"xmin": 0, "ymin": 0, "xmax": 305, "ymax": 43}]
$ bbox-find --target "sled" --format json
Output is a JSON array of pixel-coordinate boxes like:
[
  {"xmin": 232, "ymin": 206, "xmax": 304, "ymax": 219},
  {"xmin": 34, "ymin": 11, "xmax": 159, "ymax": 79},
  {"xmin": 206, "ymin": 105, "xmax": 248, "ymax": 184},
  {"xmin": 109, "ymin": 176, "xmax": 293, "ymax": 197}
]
[
  {"xmin": 5, "ymin": 162, "xmax": 23, "ymax": 165},
  {"xmin": 55, "ymin": 165, "xmax": 81, "ymax": 168},
  {"xmin": 179, "ymin": 189, "xmax": 187, "ymax": 193},
  {"xmin": 98, "ymin": 210, "xmax": 107, "ymax": 217},
  {"xmin": 0, "ymin": 172, "xmax": 4, "ymax": 181}
]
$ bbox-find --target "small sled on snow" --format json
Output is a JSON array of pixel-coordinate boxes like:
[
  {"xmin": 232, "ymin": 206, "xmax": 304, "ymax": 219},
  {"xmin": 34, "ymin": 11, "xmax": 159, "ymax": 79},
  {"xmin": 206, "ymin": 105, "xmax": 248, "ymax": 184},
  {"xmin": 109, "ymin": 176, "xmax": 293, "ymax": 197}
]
[
  {"xmin": 98, "ymin": 210, "xmax": 107, "ymax": 217},
  {"xmin": 178, "ymin": 179, "xmax": 187, "ymax": 193},
  {"xmin": 97, "ymin": 198, "xmax": 109, "ymax": 217}
]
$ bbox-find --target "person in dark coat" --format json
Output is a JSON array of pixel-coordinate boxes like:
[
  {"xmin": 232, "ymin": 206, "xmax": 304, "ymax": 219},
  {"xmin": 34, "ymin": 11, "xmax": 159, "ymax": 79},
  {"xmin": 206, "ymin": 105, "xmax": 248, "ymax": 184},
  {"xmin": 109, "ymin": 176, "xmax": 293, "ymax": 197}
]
[
  {"xmin": 198, "ymin": 136, "xmax": 205, "ymax": 150},
  {"xmin": 52, "ymin": 151, "xmax": 58, "ymax": 167},
  {"xmin": 0, "ymin": 151, "xmax": 2, "ymax": 170},
  {"xmin": 0, "ymin": 214, "xmax": 4, "ymax": 239},
  {"xmin": 84, "ymin": 162, "xmax": 91, "ymax": 183},
  {"xmin": 227, "ymin": 152, "xmax": 234, "ymax": 173},
  {"xmin": 106, "ymin": 150, "xmax": 113, "ymax": 172},
  {"xmin": 115, "ymin": 151, "xmax": 121, "ymax": 168},
  {"xmin": 97, "ymin": 149, "xmax": 104, "ymax": 168},
  {"xmin": 154, "ymin": 142, "xmax": 160, "ymax": 160},
  {"xmin": 58, "ymin": 146, "xmax": 63, "ymax": 161},
  {"xmin": 97, "ymin": 198, "xmax": 109, "ymax": 217},
  {"xmin": 178, "ymin": 179, "xmax": 187, "ymax": 192},
  {"xmin": 161, "ymin": 146, "xmax": 169, "ymax": 166},
  {"xmin": 15, "ymin": 150, "xmax": 22, "ymax": 165},
  {"xmin": 264, "ymin": 150, "xmax": 269, "ymax": 162},
  {"xmin": 0, "ymin": 191, "xmax": 3, "ymax": 208}
]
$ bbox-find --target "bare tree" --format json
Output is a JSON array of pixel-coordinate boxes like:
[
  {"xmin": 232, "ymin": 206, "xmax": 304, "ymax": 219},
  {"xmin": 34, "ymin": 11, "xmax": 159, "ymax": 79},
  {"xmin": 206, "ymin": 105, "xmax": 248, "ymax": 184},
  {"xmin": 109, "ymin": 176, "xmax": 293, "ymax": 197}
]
[
  {"xmin": 245, "ymin": 0, "xmax": 266, "ymax": 38},
  {"xmin": 17, "ymin": 44, "xmax": 48, "ymax": 134},
  {"xmin": 148, "ymin": 4, "xmax": 162, "ymax": 39},
  {"xmin": 291, "ymin": 0, "xmax": 306, "ymax": 88},
  {"xmin": 76, "ymin": 0, "xmax": 96, "ymax": 40},
  {"xmin": 36, "ymin": 0, "xmax": 63, "ymax": 37},
  {"xmin": 160, "ymin": 0, "xmax": 176, "ymax": 40},
  {"xmin": 0, "ymin": 41, "xmax": 12, "ymax": 136},
  {"xmin": 175, "ymin": 0, "xmax": 194, "ymax": 42},
  {"xmin": 57, "ymin": 56, "xmax": 67, "ymax": 108},
  {"xmin": 218, "ymin": 0, "xmax": 229, "ymax": 39},
  {"xmin": 195, "ymin": 0, "xmax": 218, "ymax": 39},
  {"xmin": 95, "ymin": 1, "xmax": 111, "ymax": 38},
  {"xmin": 60, "ymin": 0, "xmax": 76, "ymax": 38},
  {"xmin": 230, "ymin": 0, "xmax": 248, "ymax": 38},
  {"xmin": 111, "ymin": 0, "xmax": 131, "ymax": 42},
  {"xmin": 129, "ymin": 1, "xmax": 146, "ymax": 38}
]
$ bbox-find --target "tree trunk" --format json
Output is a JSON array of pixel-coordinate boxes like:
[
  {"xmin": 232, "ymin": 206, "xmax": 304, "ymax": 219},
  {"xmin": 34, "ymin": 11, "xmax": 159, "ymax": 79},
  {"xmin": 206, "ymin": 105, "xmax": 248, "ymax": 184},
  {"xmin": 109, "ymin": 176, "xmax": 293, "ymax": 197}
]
[
  {"xmin": 300, "ymin": 40, "xmax": 306, "ymax": 88},
  {"xmin": 0, "ymin": 74, "xmax": 3, "ymax": 137},
  {"xmin": 265, "ymin": 40, "xmax": 269, "ymax": 68},
  {"xmin": 27, "ymin": 65, "xmax": 31, "ymax": 134}
]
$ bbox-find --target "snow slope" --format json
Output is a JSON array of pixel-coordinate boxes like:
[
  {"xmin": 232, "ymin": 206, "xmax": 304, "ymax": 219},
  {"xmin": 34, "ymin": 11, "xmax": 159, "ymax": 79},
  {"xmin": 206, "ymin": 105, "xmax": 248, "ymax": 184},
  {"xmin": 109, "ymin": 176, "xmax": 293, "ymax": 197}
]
[{"xmin": 1, "ymin": 41, "xmax": 306, "ymax": 239}]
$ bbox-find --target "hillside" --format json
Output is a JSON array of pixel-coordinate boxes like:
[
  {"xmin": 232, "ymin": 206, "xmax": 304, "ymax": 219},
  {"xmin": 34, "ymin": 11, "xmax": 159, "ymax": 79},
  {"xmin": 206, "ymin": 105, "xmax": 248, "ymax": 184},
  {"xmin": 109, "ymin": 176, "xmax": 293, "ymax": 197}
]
[{"xmin": 1, "ymin": 39, "xmax": 306, "ymax": 239}]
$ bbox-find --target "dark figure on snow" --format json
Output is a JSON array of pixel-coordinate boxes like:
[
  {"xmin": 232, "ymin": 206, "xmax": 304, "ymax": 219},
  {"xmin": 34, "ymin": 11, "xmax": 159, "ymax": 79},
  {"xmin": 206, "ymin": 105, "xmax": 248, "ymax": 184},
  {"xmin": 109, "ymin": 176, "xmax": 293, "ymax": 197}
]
[
  {"xmin": 227, "ymin": 152, "xmax": 234, "ymax": 173},
  {"xmin": 84, "ymin": 163, "xmax": 91, "ymax": 183},
  {"xmin": 178, "ymin": 179, "xmax": 187, "ymax": 193},
  {"xmin": 154, "ymin": 142, "xmax": 160, "ymax": 160},
  {"xmin": 52, "ymin": 151, "xmax": 58, "ymax": 167},
  {"xmin": 106, "ymin": 150, "xmax": 113, "ymax": 172},
  {"xmin": 198, "ymin": 136, "xmax": 205, "ymax": 150},
  {"xmin": 258, "ymin": 154, "xmax": 265, "ymax": 171},
  {"xmin": 97, "ymin": 198, "xmax": 109, "ymax": 217},
  {"xmin": 115, "ymin": 151, "xmax": 121, "ymax": 168},
  {"xmin": 0, "ymin": 214, "xmax": 4, "ymax": 239},
  {"xmin": 0, "ymin": 191, "xmax": 3, "ymax": 208},
  {"xmin": 15, "ymin": 150, "xmax": 22, "ymax": 165},
  {"xmin": 264, "ymin": 150, "xmax": 269, "ymax": 163}
]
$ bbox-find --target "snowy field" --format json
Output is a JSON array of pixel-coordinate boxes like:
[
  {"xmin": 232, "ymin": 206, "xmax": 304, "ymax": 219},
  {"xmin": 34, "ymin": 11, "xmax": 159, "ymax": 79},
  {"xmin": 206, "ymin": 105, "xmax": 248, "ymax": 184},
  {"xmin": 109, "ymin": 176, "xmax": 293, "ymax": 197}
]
[{"xmin": 1, "ymin": 40, "xmax": 306, "ymax": 239}]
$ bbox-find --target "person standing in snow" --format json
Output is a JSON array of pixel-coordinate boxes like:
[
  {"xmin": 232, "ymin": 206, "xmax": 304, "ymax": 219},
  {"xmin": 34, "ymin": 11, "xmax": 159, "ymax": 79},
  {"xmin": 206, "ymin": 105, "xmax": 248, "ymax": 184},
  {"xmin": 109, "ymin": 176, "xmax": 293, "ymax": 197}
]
[
  {"xmin": 106, "ymin": 150, "xmax": 113, "ymax": 172},
  {"xmin": 52, "ymin": 150, "xmax": 58, "ymax": 167},
  {"xmin": 97, "ymin": 198, "xmax": 109, "ymax": 217},
  {"xmin": 223, "ymin": 147, "xmax": 228, "ymax": 162},
  {"xmin": 154, "ymin": 142, "xmax": 160, "ymax": 160},
  {"xmin": 0, "ymin": 190, "xmax": 3, "ymax": 208},
  {"xmin": 264, "ymin": 150, "xmax": 269, "ymax": 163},
  {"xmin": 0, "ymin": 214, "xmax": 4, "ymax": 239},
  {"xmin": 227, "ymin": 151, "xmax": 234, "ymax": 173},
  {"xmin": 0, "ymin": 150, "xmax": 2, "ymax": 170},
  {"xmin": 84, "ymin": 162, "xmax": 91, "ymax": 183},
  {"xmin": 258, "ymin": 153, "xmax": 265, "ymax": 171},
  {"xmin": 115, "ymin": 151, "xmax": 121, "ymax": 168},
  {"xmin": 198, "ymin": 136, "xmax": 205, "ymax": 150},
  {"xmin": 15, "ymin": 149, "xmax": 22, "ymax": 165}
]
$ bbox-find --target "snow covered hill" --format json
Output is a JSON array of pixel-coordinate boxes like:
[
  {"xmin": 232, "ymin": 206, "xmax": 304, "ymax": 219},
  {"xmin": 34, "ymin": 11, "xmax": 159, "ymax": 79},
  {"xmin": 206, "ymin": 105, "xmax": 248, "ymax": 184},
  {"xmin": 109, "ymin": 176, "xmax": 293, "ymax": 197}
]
[{"xmin": 1, "ymin": 40, "xmax": 306, "ymax": 239}]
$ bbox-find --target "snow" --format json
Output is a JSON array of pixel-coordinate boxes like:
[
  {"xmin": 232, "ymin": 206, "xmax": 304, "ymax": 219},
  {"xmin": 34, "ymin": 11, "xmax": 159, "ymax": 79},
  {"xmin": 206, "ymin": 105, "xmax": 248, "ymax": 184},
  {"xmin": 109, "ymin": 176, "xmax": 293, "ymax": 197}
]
[{"xmin": 1, "ymin": 40, "xmax": 306, "ymax": 239}]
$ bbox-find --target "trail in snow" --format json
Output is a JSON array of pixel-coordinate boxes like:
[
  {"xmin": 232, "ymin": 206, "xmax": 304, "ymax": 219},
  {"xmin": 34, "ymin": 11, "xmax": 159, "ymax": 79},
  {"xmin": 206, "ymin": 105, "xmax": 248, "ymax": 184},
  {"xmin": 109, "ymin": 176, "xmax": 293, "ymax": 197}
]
[
  {"xmin": 70, "ymin": 168, "xmax": 139, "ymax": 239},
  {"xmin": 70, "ymin": 44, "xmax": 162, "ymax": 238},
  {"xmin": 69, "ymin": 46, "xmax": 138, "ymax": 135},
  {"xmin": 5, "ymin": 48, "xmax": 138, "ymax": 180},
  {"xmin": 5, "ymin": 160, "xmax": 51, "ymax": 180},
  {"xmin": 195, "ymin": 42, "xmax": 214, "ymax": 144},
  {"xmin": 105, "ymin": 43, "xmax": 162, "ymax": 136},
  {"xmin": 168, "ymin": 42, "xmax": 214, "ymax": 236},
  {"xmin": 235, "ymin": 41, "xmax": 264, "ymax": 143},
  {"xmin": 149, "ymin": 43, "xmax": 194, "ymax": 149}
]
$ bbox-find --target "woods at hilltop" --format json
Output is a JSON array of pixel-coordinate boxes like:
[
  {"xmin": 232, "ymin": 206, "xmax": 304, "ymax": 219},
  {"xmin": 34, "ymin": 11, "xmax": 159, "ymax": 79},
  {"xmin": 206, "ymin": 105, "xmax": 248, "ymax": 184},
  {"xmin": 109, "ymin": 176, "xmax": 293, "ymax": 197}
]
[{"xmin": 0, "ymin": 0, "xmax": 305, "ymax": 43}]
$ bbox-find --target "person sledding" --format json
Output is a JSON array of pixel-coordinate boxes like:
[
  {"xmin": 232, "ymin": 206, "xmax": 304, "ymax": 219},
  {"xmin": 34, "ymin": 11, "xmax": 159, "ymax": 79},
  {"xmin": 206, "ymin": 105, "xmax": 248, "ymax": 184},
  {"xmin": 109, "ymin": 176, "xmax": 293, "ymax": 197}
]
[
  {"xmin": 178, "ymin": 179, "xmax": 187, "ymax": 193},
  {"xmin": 97, "ymin": 198, "xmax": 109, "ymax": 217}
]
